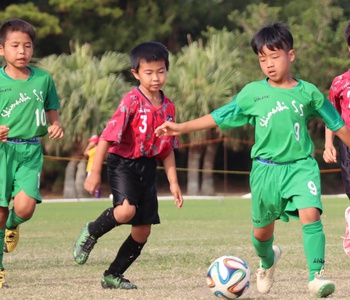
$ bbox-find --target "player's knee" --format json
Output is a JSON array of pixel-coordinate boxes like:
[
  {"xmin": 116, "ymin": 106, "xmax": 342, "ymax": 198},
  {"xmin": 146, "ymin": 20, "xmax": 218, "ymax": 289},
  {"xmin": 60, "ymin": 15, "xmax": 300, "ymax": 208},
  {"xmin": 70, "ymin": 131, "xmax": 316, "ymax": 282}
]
[{"xmin": 114, "ymin": 205, "xmax": 136, "ymax": 223}]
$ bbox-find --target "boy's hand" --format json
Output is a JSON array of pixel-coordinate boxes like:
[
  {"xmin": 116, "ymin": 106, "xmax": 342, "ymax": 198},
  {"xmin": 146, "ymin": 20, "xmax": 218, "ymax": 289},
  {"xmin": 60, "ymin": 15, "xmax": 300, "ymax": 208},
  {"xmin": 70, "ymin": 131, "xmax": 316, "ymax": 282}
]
[
  {"xmin": 155, "ymin": 121, "xmax": 180, "ymax": 138},
  {"xmin": 0, "ymin": 126, "xmax": 9, "ymax": 142},
  {"xmin": 170, "ymin": 183, "xmax": 183, "ymax": 208},
  {"xmin": 48, "ymin": 124, "xmax": 64, "ymax": 139},
  {"xmin": 84, "ymin": 171, "xmax": 101, "ymax": 195},
  {"xmin": 323, "ymin": 145, "xmax": 337, "ymax": 163}
]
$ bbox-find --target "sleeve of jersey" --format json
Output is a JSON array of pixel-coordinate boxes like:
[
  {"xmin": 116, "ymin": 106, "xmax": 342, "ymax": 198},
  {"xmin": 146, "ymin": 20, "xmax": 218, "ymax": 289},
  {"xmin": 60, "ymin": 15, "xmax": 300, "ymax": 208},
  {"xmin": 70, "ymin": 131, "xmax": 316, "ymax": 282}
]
[
  {"xmin": 45, "ymin": 75, "xmax": 60, "ymax": 110},
  {"xmin": 211, "ymin": 96, "xmax": 250, "ymax": 130},
  {"xmin": 100, "ymin": 101, "xmax": 130, "ymax": 143},
  {"xmin": 329, "ymin": 78, "xmax": 342, "ymax": 113},
  {"xmin": 317, "ymin": 98, "xmax": 344, "ymax": 131}
]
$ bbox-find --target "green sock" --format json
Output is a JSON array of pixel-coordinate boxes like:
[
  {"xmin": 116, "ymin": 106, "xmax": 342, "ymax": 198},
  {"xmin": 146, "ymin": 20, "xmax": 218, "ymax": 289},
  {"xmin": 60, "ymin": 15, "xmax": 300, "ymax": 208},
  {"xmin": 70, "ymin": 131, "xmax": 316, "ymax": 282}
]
[
  {"xmin": 302, "ymin": 220, "xmax": 325, "ymax": 282},
  {"xmin": 6, "ymin": 209, "xmax": 27, "ymax": 229},
  {"xmin": 0, "ymin": 229, "xmax": 5, "ymax": 269},
  {"xmin": 252, "ymin": 232, "xmax": 274, "ymax": 269}
]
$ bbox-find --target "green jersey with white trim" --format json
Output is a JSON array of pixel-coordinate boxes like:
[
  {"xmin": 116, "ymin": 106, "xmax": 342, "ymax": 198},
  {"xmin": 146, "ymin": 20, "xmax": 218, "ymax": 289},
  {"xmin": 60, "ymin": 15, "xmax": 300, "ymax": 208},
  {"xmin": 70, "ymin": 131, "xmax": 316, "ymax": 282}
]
[
  {"xmin": 0, "ymin": 66, "xmax": 59, "ymax": 139},
  {"xmin": 211, "ymin": 78, "xmax": 344, "ymax": 163}
]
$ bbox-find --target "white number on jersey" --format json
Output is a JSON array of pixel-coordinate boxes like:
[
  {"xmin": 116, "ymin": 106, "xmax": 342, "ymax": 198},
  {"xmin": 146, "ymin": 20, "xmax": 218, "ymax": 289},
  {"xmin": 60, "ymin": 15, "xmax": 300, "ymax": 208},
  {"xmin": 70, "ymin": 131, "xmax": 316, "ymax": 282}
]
[
  {"xmin": 139, "ymin": 115, "xmax": 147, "ymax": 133},
  {"xmin": 308, "ymin": 181, "xmax": 318, "ymax": 195},
  {"xmin": 294, "ymin": 122, "xmax": 300, "ymax": 141},
  {"xmin": 35, "ymin": 109, "xmax": 47, "ymax": 126}
]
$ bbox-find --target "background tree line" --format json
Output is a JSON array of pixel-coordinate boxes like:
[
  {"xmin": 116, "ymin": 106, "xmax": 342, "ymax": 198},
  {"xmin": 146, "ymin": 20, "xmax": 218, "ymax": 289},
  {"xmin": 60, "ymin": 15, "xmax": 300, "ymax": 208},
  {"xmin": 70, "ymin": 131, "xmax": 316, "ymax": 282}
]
[{"xmin": 0, "ymin": 0, "xmax": 349, "ymax": 197}]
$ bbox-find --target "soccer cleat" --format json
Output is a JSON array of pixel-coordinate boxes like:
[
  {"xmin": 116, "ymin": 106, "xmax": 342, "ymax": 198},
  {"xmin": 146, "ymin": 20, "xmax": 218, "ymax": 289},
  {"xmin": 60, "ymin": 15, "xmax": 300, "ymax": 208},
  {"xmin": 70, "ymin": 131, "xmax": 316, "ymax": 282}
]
[
  {"xmin": 343, "ymin": 206, "xmax": 350, "ymax": 256},
  {"xmin": 73, "ymin": 222, "xmax": 97, "ymax": 264},
  {"xmin": 308, "ymin": 269, "xmax": 335, "ymax": 298},
  {"xmin": 0, "ymin": 269, "xmax": 9, "ymax": 288},
  {"xmin": 101, "ymin": 273, "xmax": 137, "ymax": 289},
  {"xmin": 4, "ymin": 226, "xmax": 20, "ymax": 253},
  {"xmin": 256, "ymin": 245, "xmax": 282, "ymax": 294}
]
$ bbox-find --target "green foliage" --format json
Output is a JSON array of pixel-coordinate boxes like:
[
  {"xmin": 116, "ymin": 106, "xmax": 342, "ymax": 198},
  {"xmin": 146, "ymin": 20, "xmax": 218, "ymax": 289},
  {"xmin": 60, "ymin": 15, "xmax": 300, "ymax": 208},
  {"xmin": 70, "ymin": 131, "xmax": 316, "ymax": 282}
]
[
  {"xmin": 165, "ymin": 30, "xmax": 243, "ymax": 143},
  {"xmin": 36, "ymin": 42, "xmax": 131, "ymax": 154},
  {"xmin": 291, "ymin": 1, "xmax": 347, "ymax": 93},
  {"xmin": 0, "ymin": 3, "xmax": 61, "ymax": 38}
]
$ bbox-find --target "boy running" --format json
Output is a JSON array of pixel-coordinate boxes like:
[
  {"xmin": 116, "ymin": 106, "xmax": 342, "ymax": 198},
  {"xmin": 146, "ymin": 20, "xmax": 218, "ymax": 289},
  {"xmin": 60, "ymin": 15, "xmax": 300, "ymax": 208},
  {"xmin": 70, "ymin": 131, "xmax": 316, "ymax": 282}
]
[
  {"xmin": 155, "ymin": 23, "xmax": 350, "ymax": 298},
  {"xmin": 0, "ymin": 18, "xmax": 64, "ymax": 287},
  {"xmin": 73, "ymin": 42, "xmax": 183, "ymax": 289}
]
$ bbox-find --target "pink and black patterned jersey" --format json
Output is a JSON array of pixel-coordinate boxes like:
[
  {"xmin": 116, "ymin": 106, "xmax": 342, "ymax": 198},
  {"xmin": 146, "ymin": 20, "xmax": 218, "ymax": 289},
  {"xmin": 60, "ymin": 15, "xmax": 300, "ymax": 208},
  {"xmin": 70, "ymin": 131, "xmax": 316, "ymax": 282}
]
[
  {"xmin": 100, "ymin": 87, "xmax": 179, "ymax": 160},
  {"xmin": 329, "ymin": 70, "xmax": 350, "ymax": 127}
]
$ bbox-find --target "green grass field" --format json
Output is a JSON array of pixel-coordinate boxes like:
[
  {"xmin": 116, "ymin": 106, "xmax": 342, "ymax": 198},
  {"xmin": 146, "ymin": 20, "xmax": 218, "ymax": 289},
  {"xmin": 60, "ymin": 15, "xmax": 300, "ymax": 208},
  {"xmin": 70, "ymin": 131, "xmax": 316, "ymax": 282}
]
[{"xmin": 1, "ymin": 197, "xmax": 350, "ymax": 300}]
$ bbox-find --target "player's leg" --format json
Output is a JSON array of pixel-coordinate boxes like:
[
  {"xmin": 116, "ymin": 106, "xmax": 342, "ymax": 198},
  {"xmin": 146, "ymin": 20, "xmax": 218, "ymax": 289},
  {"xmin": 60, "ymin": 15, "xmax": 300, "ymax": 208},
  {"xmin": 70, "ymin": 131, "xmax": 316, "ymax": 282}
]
[
  {"xmin": 299, "ymin": 208, "xmax": 335, "ymax": 298},
  {"xmin": 5, "ymin": 142, "xmax": 42, "ymax": 253},
  {"xmin": 73, "ymin": 206, "xmax": 119, "ymax": 264},
  {"xmin": 0, "ymin": 207, "xmax": 9, "ymax": 288},
  {"xmin": 338, "ymin": 141, "xmax": 350, "ymax": 255},
  {"xmin": 5, "ymin": 190, "xmax": 36, "ymax": 253},
  {"xmin": 286, "ymin": 157, "xmax": 334, "ymax": 297},
  {"xmin": 73, "ymin": 200, "xmax": 135, "ymax": 265},
  {"xmin": 253, "ymin": 222, "xmax": 282, "ymax": 294},
  {"xmin": 101, "ymin": 224, "xmax": 150, "ymax": 289},
  {"xmin": 250, "ymin": 160, "xmax": 282, "ymax": 294},
  {"xmin": 74, "ymin": 153, "xmax": 138, "ymax": 264},
  {"xmin": 0, "ymin": 143, "xmax": 13, "ymax": 287}
]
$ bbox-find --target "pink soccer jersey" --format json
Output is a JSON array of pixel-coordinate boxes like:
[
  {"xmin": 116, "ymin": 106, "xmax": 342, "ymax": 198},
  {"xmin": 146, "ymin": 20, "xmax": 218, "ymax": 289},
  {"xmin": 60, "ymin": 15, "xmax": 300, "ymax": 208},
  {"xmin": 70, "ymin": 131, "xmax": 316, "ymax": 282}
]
[
  {"xmin": 329, "ymin": 70, "xmax": 350, "ymax": 127},
  {"xmin": 100, "ymin": 87, "xmax": 179, "ymax": 160}
]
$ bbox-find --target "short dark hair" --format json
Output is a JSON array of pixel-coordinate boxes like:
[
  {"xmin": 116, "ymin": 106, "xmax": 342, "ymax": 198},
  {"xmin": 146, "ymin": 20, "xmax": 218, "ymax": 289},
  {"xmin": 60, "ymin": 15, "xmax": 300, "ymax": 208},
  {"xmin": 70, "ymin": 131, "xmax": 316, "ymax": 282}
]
[
  {"xmin": 345, "ymin": 20, "xmax": 350, "ymax": 46},
  {"xmin": 130, "ymin": 42, "xmax": 169, "ymax": 72},
  {"xmin": 0, "ymin": 18, "xmax": 36, "ymax": 45},
  {"xmin": 251, "ymin": 22, "xmax": 293, "ymax": 55}
]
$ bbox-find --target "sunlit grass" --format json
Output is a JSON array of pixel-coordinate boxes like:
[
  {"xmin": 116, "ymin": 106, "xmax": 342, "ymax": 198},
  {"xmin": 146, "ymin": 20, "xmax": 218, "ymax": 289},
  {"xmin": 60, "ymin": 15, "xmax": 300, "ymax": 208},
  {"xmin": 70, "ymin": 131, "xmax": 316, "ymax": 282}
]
[{"xmin": 1, "ymin": 197, "xmax": 349, "ymax": 299}]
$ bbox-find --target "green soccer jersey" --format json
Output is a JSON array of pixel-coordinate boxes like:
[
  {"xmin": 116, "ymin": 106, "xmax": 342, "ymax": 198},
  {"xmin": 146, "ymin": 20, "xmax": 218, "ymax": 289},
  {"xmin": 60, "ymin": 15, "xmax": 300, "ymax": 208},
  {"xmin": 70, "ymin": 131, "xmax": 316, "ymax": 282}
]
[
  {"xmin": 212, "ymin": 78, "xmax": 344, "ymax": 163},
  {"xmin": 0, "ymin": 66, "xmax": 59, "ymax": 139}
]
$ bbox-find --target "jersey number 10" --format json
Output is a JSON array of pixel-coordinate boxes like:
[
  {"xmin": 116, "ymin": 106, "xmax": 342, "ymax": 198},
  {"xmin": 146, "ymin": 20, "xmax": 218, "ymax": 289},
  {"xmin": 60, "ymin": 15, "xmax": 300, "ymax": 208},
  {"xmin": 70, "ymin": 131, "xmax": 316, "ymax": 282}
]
[{"xmin": 35, "ymin": 108, "xmax": 47, "ymax": 126}]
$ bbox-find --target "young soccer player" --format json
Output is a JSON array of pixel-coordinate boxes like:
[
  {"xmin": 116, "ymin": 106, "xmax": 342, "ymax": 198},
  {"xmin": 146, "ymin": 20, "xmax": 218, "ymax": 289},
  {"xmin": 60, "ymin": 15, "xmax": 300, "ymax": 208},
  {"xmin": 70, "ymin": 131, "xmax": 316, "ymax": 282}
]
[
  {"xmin": 0, "ymin": 18, "xmax": 64, "ymax": 287},
  {"xmin": 323, "ymin": 20, "xmax": 350, "ymax": 256},
  {"xmin": 73, "ymin": 41, "xmax": 183, "ymax": 289},
  {"xmin": 155, "ymin": 23, "xmax": 350, "ymax": 298}
]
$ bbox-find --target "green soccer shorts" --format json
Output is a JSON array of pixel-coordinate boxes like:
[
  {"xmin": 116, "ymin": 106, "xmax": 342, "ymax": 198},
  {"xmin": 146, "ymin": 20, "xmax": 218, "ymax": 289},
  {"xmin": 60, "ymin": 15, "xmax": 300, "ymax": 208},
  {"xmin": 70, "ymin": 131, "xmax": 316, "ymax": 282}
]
[
  {"xmin": 250, "ymin": 156, "xmax": 322, "ymax": 228},
  {"xmin": 0, "ymin": 141, "xmax": 43, "ymax": 206}
]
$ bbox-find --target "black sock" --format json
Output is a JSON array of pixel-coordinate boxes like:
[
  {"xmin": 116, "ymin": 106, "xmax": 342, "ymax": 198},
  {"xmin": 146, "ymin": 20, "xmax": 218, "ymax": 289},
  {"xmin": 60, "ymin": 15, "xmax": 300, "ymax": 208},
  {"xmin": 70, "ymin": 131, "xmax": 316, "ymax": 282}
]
[
  {"xmin": 105, "ymin": 234, "xmax": 146, "ymax": 276},
  {"xmin": 88, "ymin": 207, "xmax": 119, "ymax": 239}
]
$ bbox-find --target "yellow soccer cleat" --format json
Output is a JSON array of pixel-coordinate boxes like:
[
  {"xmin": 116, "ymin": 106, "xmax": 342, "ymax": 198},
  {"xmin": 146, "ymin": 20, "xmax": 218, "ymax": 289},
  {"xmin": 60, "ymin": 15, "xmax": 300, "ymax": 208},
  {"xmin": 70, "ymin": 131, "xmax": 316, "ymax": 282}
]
[
  {"xmin": 4, "ymin": 226, "xmax": 20, "ymax": 253},
  {"xmin": 0, "ymin": 269, "xmax": 9, "ymax": 288}
]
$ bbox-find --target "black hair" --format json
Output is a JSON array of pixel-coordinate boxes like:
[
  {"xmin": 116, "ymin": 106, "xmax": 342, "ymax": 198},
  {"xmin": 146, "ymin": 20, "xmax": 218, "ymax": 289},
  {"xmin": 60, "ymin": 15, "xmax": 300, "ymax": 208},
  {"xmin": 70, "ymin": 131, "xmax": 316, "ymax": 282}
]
[
  {"xmin": 0, "ymin": 18, "xmax": 36, "ymax": 46},
  {"xmin": 251, "ymin": 22, "xmax": 293, "ymax": 55},
  {"xmin": 130, "ymin": 41, "xmax": 169, "ymax": 72},
  {"xmin": 345, "ymin": 20, "xmax": 350, "ymax": 46}
]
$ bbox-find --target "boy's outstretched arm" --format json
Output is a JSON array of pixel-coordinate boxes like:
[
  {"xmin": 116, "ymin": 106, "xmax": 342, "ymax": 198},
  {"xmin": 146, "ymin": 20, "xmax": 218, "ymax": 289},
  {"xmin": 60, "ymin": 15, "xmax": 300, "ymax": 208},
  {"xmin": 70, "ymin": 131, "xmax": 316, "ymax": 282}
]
[
  {"xmin": 324, "ymin": 126, "xmax": 337, "ymax": 163},
  {"xmin": 155, "ymin": 114, "xmax": 217, "ymax": 137}
]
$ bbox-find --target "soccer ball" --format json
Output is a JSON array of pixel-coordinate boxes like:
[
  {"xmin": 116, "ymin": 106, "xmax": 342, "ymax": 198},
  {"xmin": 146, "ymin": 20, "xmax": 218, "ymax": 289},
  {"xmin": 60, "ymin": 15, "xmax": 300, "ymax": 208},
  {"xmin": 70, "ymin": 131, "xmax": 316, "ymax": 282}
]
[{"xmin": 206, "ymin": 255, "xmax": 251, "ymax": 299}]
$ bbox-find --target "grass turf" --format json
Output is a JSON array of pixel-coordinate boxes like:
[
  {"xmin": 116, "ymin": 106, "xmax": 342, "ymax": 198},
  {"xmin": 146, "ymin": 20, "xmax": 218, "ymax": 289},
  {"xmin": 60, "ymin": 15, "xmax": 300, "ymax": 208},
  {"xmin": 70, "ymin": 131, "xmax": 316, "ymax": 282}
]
[{"xmin": 0, "ymin": 197, "xmax": 349, "ymax": 299}]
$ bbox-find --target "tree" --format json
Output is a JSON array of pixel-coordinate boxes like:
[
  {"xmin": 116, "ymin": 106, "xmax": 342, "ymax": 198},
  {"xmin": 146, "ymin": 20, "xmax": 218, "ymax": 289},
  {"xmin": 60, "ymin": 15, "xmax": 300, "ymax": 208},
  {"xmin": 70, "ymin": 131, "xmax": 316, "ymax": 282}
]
[
  {"xmin": 0, "ymin": 0, "xmax": 260, "ymax": 56},
  {"xmin": 164, "ymin": 30, "xmax": 244, "ymax": 194},
  {"xmin": 37, "ymin": 42, "xmax": 131, "ymax": 197},
  {"xmin": 0, "ymin": 2, "xmax": 62, "ymax": 57}
]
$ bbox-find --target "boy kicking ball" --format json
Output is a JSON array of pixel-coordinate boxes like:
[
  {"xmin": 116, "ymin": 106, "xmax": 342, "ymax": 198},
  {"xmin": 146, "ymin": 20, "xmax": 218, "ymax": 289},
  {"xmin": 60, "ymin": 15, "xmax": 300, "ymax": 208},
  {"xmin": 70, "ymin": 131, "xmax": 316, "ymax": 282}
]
[{"xmin": 155, "ymin": 22, "xmax": 350, "ymax": 298}]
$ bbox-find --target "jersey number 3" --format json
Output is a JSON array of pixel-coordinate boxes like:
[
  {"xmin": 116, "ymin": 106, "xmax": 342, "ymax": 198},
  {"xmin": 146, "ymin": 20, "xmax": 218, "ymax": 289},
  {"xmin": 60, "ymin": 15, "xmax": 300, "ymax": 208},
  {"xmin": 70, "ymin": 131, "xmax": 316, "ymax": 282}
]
[{"xmin": 139, "ymin": 115, "xmax": 147, "ymax": 133}]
